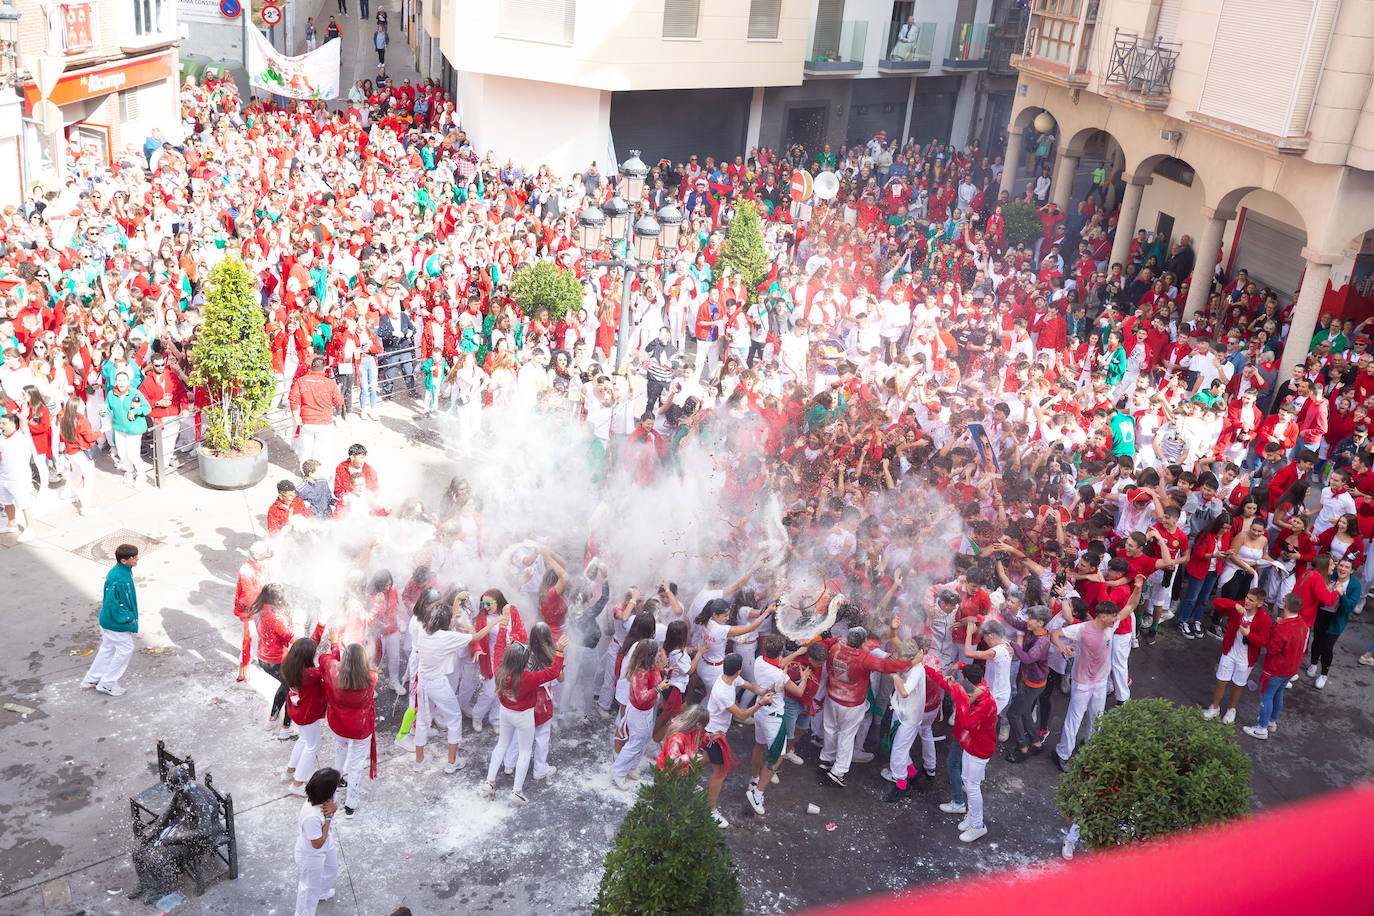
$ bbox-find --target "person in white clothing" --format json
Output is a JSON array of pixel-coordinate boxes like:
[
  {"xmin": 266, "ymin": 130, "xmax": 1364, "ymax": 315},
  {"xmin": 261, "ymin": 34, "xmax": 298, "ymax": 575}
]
[
  {"xmin": 704, "ymin": 653, "xmax": 774, "ymax": 828},
  {"xmin": 412, "ymin": 598, "xmax": 492, "ymax": 774},
  {"xmin": 1312, "ymin": 469, "xmax": 1357, "ymax": 536},
  {"xmin": 294, "ymin": 768, "xmax": 342, "ymax": 916},
  {"xmin": 692, "ymin": 596, "xmax": 774, "ymax": 700},
  {"xmin": 744, "ymin": 634, "xmax": 807, "ymax": 816},
  {"xmin": 881, "ymin": 635, "xmax": 929, "ymax": 802}
]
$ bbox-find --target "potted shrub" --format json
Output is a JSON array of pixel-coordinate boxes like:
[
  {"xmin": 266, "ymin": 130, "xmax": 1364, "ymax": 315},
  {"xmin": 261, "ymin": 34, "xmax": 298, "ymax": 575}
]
[
  {"xmin": 1056, "ymin": 698, "xmax": 1251, "ymax": 850},
  {"xmin": 191, "ymin": 257, "xmax": 275, "ymax": 489},
  {"xmin": 594, "ymin": 760, "xmax": 743, "ymax": 916}
]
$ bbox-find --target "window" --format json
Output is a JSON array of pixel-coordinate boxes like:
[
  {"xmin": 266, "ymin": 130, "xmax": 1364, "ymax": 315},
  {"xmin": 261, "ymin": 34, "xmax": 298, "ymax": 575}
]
[
  {"xmin": 1029, "ymin": 0, "xmax": 1096, "ymax": 71},
  {"xmin": 662, "ymin": 0, "xmax": 701, "ymax": 39},
  {"xmin": 120, "ymin": 86, "xmax": 141, "ymax": 122},
  {"xmin": 132, "ymin": 0, "xmax": 167, "ymax": 36},
  {"xmin": 1152, "ymin": 157, "xmax": 1194, "ymax": 187},
  {"xmin": 497, "ymin": 0, "xmax": 576, "ymax": 45},
  {"xmin": 748, "ymin": 0, "xmax": 782, "ymax": 39}
]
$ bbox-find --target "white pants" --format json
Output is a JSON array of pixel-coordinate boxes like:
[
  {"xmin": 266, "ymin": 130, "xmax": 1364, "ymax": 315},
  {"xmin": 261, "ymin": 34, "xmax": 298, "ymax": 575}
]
[
  {"xmin": 295, "ymin": 423, "xmax": 333, "ymax": 471},
  {"xmin": 692, "ymin": 339, "xmax": 719, "ymax": 379},
  {"xmin": 504, "ymin": 719, "xmax": 553, "ymax": 777},
  {"xmin": 919, "ymin": 705, "xmax": 939, "ymax": 772},
  {"xmin": 1110, "ymin": 630, "xmax": 1132, "ymax": 701},
  {"xmin": 294, "ymin": 847, "xmax": 338, "ymax": 916},
  {"xmin": 152, "ymin": 414, "xmax": 182, "ymax": 468},
  {"xmin": 333, "ymin": 735, "xmax": 370, "ymax": 809},
  {"xmin": 888, "ymin": 717, "xmax": 919, "ymax": 780},
  {"xmin": 611, "ymin": 704, "xmax": 655, "ymax": 778},
  {"xmin": 61, "ymin": 449, "xmax": 95, "ymax": 509},
  {"xmin": 470, "ymin": 679, "xmax": 500, "ymax": 726},
  {"xmin": 380, "ymin": 632, "xmax": 403, "ymax": 687},
  {"xmin": 963, "ymin": 752, "xmax": 989, "ymax": 829},
  {"xmin": 597, "ymin": 641, "xmax": 621, "ymax": 711},
  {"xmin": 85, "ymin": 628, "xmax": 134, "ymax": 687},
  {"xmin": 414, "ymin": 675, "xmax": 463, "ymax": 748},
  {"xmin": 288, "ymin": 719, "xmax": 323, "ymax": 781},
  {"xmin": 487, "ymin": 705, "xmax": 536, "ymax": 792},
  {"xmin": 455, "ymin": 655, "xmax": 481, "ymax": 711},
  {"xmin": 113, "ymin": 430, "xmax": 146, "ymax": 480},
  {"xmin": 697, "ymin": 660, "xmax": 723, "ymax": 700},
  {"xmin": 1055, "ymin": 678, "xmax": 1108, "ymax": 760},
  {"xmin": 820, "ymin": 701, "xmax": 868, "ymax": 777}
]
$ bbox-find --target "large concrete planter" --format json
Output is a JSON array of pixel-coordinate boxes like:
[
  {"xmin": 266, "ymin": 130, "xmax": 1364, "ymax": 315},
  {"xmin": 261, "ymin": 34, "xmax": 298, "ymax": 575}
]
[{"xmin": 197, "ymin": 437, "xmax": 269, "ymax": 490}]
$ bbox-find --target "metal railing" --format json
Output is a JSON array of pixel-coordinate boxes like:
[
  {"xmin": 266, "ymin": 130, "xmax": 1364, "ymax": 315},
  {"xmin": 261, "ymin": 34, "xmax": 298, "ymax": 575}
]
[
  {"xmin": 947, "ymin": 22, "xmax": 992, "ymax": 65},
  {"xmin": 146, "ymin": 344, "xmax": 426, "ymax": 487},
  {"xmin": 1103, "ymin": 29, "xmax": 1180, "ymax": 99}
]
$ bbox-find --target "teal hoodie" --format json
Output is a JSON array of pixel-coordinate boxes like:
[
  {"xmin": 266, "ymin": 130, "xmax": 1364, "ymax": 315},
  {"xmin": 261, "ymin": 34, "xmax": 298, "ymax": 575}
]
[{"xmin": 99, "ymin": 562, "xmax": 139, "ymax": 633}]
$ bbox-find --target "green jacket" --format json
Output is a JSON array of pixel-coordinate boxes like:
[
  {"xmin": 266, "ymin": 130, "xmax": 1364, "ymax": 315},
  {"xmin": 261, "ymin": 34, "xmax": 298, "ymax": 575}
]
[
  {"xmin": 99, "ymin": 562, "xmax": 139, "ymax": 633},
  {"xmin": 105, "ymin": 387, "xmax": 151, "ymax": 435}
]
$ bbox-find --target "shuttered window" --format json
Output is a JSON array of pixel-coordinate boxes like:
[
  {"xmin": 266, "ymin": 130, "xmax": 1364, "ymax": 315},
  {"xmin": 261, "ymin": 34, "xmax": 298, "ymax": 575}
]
[
  {"xmin": 1199, "ymin": 0, "xmax": 1336, "ymax": 137},
  {"xmin": 1152, "ymin": 0, "xmax": 1180, "ymax": 43},
  {"xmin": 497, "ymin": 0, "xmax": 577, "ymax": 45},
  {"xmin": 662, "ymin": 0, "xmax": 701, "ymax": 38},
  {"xmin": 748, "ymin": 0, "xmax": 782, "ymax": 39},
  {"xmin": 1232, "ymin": 211, "xmax": 1307, "ymax": 304}
]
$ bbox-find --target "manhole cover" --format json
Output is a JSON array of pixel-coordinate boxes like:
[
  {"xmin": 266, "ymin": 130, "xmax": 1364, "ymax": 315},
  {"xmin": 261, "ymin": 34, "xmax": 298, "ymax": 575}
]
[{"xmin": 71, "ymin": 529, "xmax": 165, "ymax": 565}]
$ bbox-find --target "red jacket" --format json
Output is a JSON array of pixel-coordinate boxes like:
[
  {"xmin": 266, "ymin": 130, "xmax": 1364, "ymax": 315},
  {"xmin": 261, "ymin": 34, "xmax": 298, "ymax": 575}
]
[
  {"xmin": 1292, "ymin": 570, "xmax": 1339, "ymax": 628},
  {"xmin": 626, "ymin": 667, "xmax": 665, "ymax": 712},
  {"xmin": 256, "ymin": 610, "xmax": 294, "ymax": 665},
  {"xmin": 138, "ymin": 371, "xmax": 188, "ymax": 422},
  {"xmin": 286, "ymin": 665, "xmax": 328, "ymax": 725},
  {"xmin": 1267, "ymin": 462, "xmax": 1306, "ymax": 508},
  {"xmin": 498, "ymin": 654, "xmax": 565, "ymax": 711},
  {"xmin": 472, "ymin": 607, "xmax": 527, "ymax": 679},
  {"xmin": 1262, "ymin": 615, "xmax": 1310, "ymax": 678},
  {"xmin": 1215, "ymin": 598, "xmax": 1272, "ymax": 667},
  {"xmin": 233, "ymin": 559, "xmax": 269, "ymax": 619},
  {"xmin": 925, "ymin": 666, "xmax": 997, "ymax": 759},
  {"xmin": 288, "ymin": 371, "xmax": 343, "ymax": 425},
  {"xmin": 334, "ymin": 459, "xmax": 379, "ymax": 498},
  {"xmin": 823, "ymin": 639, "xmax": 910, "ymax": 707},
  {"xmin": 318, "ymin": 648, "xmax": 377, "ymax": 739},
  {"xmin": 59, "ymin": 415, "xmax": 100, "ymax": 455},
  {"xmin": 267, "ymin": 496, "xmax": 313, "ymax": 535}
]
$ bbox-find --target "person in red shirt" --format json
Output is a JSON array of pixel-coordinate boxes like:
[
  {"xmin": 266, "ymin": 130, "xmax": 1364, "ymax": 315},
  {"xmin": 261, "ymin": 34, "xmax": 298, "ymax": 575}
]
[
  {"xmin": 1267, "ymin": 450, "xmax": 1317, "ymax": 510},
  {"xmin": 233, "ymin": 540, "xmax": 272, "ymax": 681},
  {"xmin": 1143, "ymin": 506, "xmax": 1189, "ymax": 641},
  {"xmin": 1202, "ymin": 588, "xmax": 1271, "ymax": 724},
  {"xmin": 479, "ymin": 626, "xmax": 568, "ymax": 804},
  {"xmin": 319, "ymin": 642, "xmax": 378, "ymax": 815},
  {"xmin": 605, "ymin": 636, "xmax": 666, "ymax": 790},
  {"xmin": 333, "ymin": 443, "xmax": 380, "ymax": 498},
  {"xmin": 819, "ymin": 627, "xmax": 910, "ymax": 786},
  {"xmin": 1243, "ymin": 594, "xmax": 1309, "ymax": 740},
  {"xmin": 267, "ymin": 479, "xmax": 313, "ymax": 536},
  {"xmin": 289, "ymin": 356, "xmax": 343, "ymax": 472},
  {"xmin": 927, "ymin": 661, "xmax": 997, "ymax": 842},
  {"xmin": 249, "ymin": 584, "xmax": 297, "ymax": 740},
  {"xmin": 283, "ymin": 636, "xmax": 329, "ymax": 795}
]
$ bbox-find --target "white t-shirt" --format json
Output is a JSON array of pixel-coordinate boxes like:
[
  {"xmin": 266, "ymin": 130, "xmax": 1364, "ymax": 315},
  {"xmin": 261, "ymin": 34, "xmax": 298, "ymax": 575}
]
[
  {"xmin": 413, "ymin": 629, "xmax": 473, "ymax": 680},
  {"xmin": 891, "ymin": 663, "xmax": 926, "ymax": 724},
  {"xmin": 666, "ymin": 648, "xmax": 692, "ymax": 692},
  {"xmin": 753, "ymin": 660, "xmax": 789, "ymax": 716},
  {"xmin": 706, "ymin": 675, "xmax": 737, "ymax": 732},
  {"xmin": 294, "ymin": 801, "xmax": 332, "ymax": 865},
  {"xmin": 701, "ymin": 619, "xmax": 730, "ymax": 666},
  {"xmin": 986, "ymin": 643, "xmax": 1013, "ymax": 712}
]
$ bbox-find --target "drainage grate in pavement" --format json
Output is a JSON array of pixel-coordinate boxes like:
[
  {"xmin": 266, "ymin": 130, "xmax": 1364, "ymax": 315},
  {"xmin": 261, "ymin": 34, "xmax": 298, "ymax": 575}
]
[{"xmin": 71, "ymin": 529, "xmax": 166, "ymax": 565}]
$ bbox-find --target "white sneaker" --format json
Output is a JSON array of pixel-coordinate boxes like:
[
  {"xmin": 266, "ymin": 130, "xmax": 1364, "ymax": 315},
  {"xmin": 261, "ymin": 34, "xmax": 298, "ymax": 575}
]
[
  {"xmin": 611, "ymin": 776, "xmax": 637, "ymax": 792},
  {"xmin": 80, "ymin": 679, "xmax": 98, "ymax": 689},
  {"xmin": 1241, "ymin": 725, "xmax": 1269, "ymax": 740},
  {"xmin": 444, "ymin": 758, "xmax": 467, "ymax": 774},
  {"xmin": 1267, "ymin": 721, "xmax": 1278, "ymax": 733},
  {"xmin": 16, "ymin": 527, "xmax": 33, "ymax": 542},
  {"xmin": 711, "ymin": 809, "xmax": 729, "ymax": 828},
  {"xmin": 850, "ymin": 750, "xmax": 875, "ymax": 764},
  {"xmin": 997, "ymin": 721, "xmax": 1010, "ymax": 742},
  {"xmin": 1306, "ymin": 664, "xmax": 1318, "ymax": 678},
  {"xmin": 770, "ymin": 771, "xmax": 779, "ymax": 785},
  {"xmin": 1131, "ymin": 636, "xmax": 1139, "ymax": 649},
  {"xmin": 276, "ymin": 728, "xmax": 296, "ymax": 741},
  {"xmin": 478, "ymin": 780, "xmax": 495, "ymax": 796},
  {"xmin": 1061, "ymin": 840, "xmax": 1075, "ymax": 859},
  {"xmin": 504, "ymin": 766, "xmax": 514, "ymax": 775},
  {"xmin": 1222, "ymin": 708, "xmax": 1236, "ymax": 725},
  {"xmin": 534, "ymin": 767, "xmax": 557, "ymax": 781},
  {"xmin": 509, "ymin": 791, "xmax": 528, "ymax": 806},
  {"xmin": 746, "ymin": 787, "xmax": 765, "ymax": 816},
  {"xmin": 783, "ymin": 751, "xmax": 804, "ymax": 765},
  {"xmin": 1156, "ymin": 609, "xmax": 1175, "ymax": 624},
  {"xmin": 938, "ymin": 801, "xmax": 967, "ymax": 815},
  {"xmin": 1314, "ymin": 674, "xmax": 1328, "ymax": 689},
  {"xmin": 289, "ymin": 782, "xmax": 307, "ymax": 796},
  {"xmin": 1202, "ymin": 706, "xmax": 1220, "ymax": 719},
  {"xmin": 411, "ymin": 760, "xmax": 425, "ymax": 773},
  {"xmin": 958, "ymin": 817, "xmax": 971, "ymax": 831},
  {"xmin": 879, "ymin": 768, "xmax": 896, "ymax": 783},
  {"xmin": 96, "ymin": 683, "xmax": 126, "ymax": 697},
  {"xmin": 1285, "ymin": 678, "xmax": 1294, "ymax": 690},
  {"xmin": 959, "ymin": 826, "xmax": 988, "ymax": 842},
  {"xmin": 469, "ymin": 718, "xmax": 484, "ymax": 733}
]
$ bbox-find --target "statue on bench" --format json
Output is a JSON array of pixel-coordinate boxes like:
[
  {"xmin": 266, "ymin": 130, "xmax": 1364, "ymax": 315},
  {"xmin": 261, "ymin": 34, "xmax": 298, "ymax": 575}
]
[{"xmin": 128, "ymin": 765, "xmax": 228, "ymax": 901}]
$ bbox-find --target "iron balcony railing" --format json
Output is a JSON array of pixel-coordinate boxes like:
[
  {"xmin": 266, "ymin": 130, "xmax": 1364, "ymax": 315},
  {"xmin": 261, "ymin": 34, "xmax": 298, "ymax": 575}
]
[{"xmin": 1103, "ymin": 29, "xmax": 1180, "ymax": 98}]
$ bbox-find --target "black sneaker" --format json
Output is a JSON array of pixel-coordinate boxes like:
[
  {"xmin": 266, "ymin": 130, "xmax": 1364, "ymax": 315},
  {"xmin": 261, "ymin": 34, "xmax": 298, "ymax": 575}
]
[
  {"xmin": 818, "ymin": 760, "xmax": 832, "ymax": 772},
  {"xmin": 342, "ymin": 806, "xmax": 357, "ymax": 819},
  {"xmin": 1053, "ymin": 753, "xmax": 1068, "ymax": 773},
  {"xmin": 827, "ymin": 769, "xmax": 847, "ymax": 788},
  {"xmin": 1005, "ymin": 748, "xmax": 1029, "ymax": 764},
  {"xmin": 883, "ymin": 785, "xmax": 906, "ymax": 803},
  {"xmin": 1028, "ymin": 741, "xmax": 1045, "ymax": 756}
]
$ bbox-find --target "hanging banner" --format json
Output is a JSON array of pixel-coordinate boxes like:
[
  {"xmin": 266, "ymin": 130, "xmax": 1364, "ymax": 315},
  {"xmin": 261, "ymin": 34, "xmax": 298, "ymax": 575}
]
[{"xmin": 246, "ymin": 27, "xmax": 340, "ymax": 100}]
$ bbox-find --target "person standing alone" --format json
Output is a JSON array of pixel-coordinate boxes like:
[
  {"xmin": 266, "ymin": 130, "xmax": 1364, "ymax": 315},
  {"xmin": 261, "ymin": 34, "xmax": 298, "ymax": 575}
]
[
  {"xmin": 82, "ymin": 544, "xmax": 140, "ymax": 696},
  {"xmin": 373, "ymin": 24, "xmax": 389, "ymax": 67}
]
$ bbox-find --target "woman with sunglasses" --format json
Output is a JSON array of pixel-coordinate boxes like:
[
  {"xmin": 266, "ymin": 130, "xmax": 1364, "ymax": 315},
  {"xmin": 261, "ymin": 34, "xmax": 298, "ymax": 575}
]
[{"xmin": 459, "ymin": 588, "xmax": 526, "ymax": 734}]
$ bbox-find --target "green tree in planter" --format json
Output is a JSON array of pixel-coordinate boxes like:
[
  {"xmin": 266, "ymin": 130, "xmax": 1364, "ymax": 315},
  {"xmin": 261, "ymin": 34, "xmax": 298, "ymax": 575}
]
[
  {"xmin": 191, "ymin": 257, "xmax": 275, "ymax": 455},
  {"xmin": 594, "ymin": 760, "xmax": 742, "ymax": 916},
  {"xmin": 1000, "ymin": 200, "xmax": 1044, "ymax": 251},
  {"xmin": 717, "ymin": 200, "xmax": 770, "ymax": 302},
  {"xmin": 509, "ymin": 260, "xmax": 583, "ymax": 324},
  {"xmin": 1055, "ymin": 698, "xmax": 1251, "ymax": 849}
]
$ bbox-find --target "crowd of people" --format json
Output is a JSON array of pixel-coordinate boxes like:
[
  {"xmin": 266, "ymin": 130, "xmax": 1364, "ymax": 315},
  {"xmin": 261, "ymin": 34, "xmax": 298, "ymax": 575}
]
[{"xmin": 9, "ymin": 61, "xmax": 1374, "ymax": 914}]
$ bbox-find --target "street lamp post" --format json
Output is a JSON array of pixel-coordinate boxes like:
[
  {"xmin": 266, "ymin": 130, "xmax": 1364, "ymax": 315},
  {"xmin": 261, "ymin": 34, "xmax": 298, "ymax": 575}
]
[
  {"xmin": 576, "ymin": 150, "xmax": 684, "ymax": 372},
  {"xmin": 0, "ymin": 0, "xmax": 26, "ymax": 195}
]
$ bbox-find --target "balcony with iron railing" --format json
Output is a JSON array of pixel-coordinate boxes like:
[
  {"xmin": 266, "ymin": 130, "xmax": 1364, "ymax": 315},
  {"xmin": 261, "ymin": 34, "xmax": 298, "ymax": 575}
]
[
  {"xmin": 1010, "ymin": 0, "xmax": 1100, "ymax": 87},
  {"xmin": 946, "ymin": 22, "xmax": 992, "ymax": 68},
  {"xmin": 1101, "ymin": 29, "xmax": 1179, "ymax": 109},
  {"xmin": 804, "ymin": 18, "xmax": 868, "ymax": 74},
  {"xmin": 878, "ymin": 20, "xmax": 935, "ymax": 72}
]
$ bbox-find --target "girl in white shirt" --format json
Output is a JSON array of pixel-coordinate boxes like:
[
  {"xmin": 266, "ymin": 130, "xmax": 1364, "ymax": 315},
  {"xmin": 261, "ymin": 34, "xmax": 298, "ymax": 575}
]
[
  {"xmin": 412, "ymin": 599, "xmax": 493, "ymax": 774},
  {"xmin": 294, "ymin": 768, "xmax": 342, "ymax": 916},
  {"xmin": 691, "ymin": 597, "xmax": 775, "ymax": 699}
]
